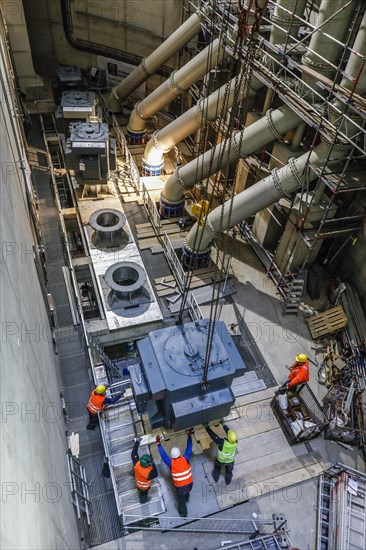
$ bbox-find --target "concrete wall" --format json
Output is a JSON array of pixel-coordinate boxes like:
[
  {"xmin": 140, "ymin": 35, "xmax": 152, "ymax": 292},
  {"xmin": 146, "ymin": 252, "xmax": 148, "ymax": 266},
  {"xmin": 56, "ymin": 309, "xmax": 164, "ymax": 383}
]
[
  {"xmin": 22, "ymin": 0, "xmax": 185, "ymax": 78},
  {"xmin": 0, "ymin": 24, "xmax": 80, "ymax": 550}
]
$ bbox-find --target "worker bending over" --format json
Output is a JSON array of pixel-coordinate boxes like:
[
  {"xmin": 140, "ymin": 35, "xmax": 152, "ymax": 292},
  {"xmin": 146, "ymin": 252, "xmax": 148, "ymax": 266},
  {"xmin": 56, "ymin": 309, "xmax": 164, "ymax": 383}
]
[
  {"xmin": 86, "ymin": 385, "xmax": 123, "ymax": 430},
  {"xmin": 131, "ymin": 437, "xmax": 158, "ymax": 504},
  {"xmin": 157, "ymin": 431, "xmax": 193, "ymax": 517},
  {"xmin": 286, "ymin": 353, "xmax": 310, "ymax": 390},
  {"xmin": 205, "ymin": 421, "xmax": 237, "ymax": 485}
]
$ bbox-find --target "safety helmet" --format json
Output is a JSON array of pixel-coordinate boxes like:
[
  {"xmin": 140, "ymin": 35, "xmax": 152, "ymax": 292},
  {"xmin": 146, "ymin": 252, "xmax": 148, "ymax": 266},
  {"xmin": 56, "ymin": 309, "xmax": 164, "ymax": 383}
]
[
  {"xmin": 296, "ymin": 354, "xmax": 308, "ymax": 363},
  {"xmin": 170, "ymin": 447, "xmax": 181, "ymax": 459},
  {"xmin": 95, "ymin": 385, "xmax": 107, "ymax": 395},
  {"xmin": 227, "ymin": 430, "xmax": 237, "ymax": 444},
  {"xmin": 140, "ymin": 454, "xmax": 152, "ymax": 468}
]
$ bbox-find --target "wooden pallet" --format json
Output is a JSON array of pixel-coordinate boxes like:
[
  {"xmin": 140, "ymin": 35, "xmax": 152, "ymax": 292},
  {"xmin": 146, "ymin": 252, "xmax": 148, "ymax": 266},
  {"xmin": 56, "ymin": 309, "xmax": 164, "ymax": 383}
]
[{"xmin": 306, "ymin": 306, "xmax": 348, "ymax": 339}]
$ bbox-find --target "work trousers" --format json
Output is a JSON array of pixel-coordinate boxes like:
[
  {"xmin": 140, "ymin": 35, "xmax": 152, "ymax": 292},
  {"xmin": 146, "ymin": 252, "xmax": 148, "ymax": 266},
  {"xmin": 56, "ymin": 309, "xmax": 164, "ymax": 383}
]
[
  {"xmin": 212, "ymin": 458, "xmax": 234, "ymax": 484},
  {"xmin": 86, "ymin": 410, "xmax": 99, "ymax": 429},
  {"xmin": 138, "ymin": 488, "xmax": 149, "ymax": 504},
  {"xmin": 175, "ymin": 482, "xmax": 193, "ymax": 517}
]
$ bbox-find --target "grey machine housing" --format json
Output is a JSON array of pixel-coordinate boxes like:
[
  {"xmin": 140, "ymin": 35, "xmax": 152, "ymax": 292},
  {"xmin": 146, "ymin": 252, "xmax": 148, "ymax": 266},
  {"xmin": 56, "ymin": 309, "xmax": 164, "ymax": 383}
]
[
  {"xmin": 65, "ymin": 122, "xmax": 116, "ymax": 183},
  {"xmin": 131, "ymin": 319, "xmax": 246, "ymax": 431}
]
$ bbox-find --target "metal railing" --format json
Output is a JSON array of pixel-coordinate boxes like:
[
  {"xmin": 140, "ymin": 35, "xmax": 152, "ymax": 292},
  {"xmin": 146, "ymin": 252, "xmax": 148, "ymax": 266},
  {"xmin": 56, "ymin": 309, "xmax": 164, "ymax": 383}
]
[
  {"xmin": 142, "ymin": 182, "xmax": 162, "ymax": 234},
  {"xmin": 188, "ymin": 293, "xmax": 204, "ymax": 320},
  {"xmin": 123, "ymin": 514, "xmax": 287, "ymax": 537},
  {"xmin": 162, "ymin": 231, "xmax": 186, "ymax": 292}
]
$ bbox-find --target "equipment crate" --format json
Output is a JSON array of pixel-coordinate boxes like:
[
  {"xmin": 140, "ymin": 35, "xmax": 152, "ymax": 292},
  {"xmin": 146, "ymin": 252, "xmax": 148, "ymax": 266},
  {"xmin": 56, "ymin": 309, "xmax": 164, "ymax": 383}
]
[{"xmin": 271, "ymin": 383, "xmax": 328, "ymax": 445}]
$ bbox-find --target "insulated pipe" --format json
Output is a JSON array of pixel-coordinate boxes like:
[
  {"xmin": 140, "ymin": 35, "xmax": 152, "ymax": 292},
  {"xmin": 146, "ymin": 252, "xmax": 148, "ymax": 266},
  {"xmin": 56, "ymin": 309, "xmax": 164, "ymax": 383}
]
[
  {"xmin": 302, "ymin": 0, "xmax": 355, "ymax": 85},
  {"xmin": 142, "ymin": 77, "xmax": 248, "ymax": 176},
  {"xmin": 160, "ymin": 103, "xmax": 302, "ymax": 214},
  {"xmin": 107, "ymin": 12, "xmax": 203, "ymax": 111},
  {"xmin": 127, "ymin": 39, "xmax": 226, "ymax": 144}
]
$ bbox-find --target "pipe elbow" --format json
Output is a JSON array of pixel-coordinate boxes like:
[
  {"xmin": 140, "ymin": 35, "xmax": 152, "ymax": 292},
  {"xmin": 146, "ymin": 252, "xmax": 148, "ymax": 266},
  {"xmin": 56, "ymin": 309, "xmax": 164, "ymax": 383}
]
[
  {"xmin": 127, "ymin": 104, "xmax": 146, "ymax": 133},
  {"xmin": 143, "ymin": 136, "xmax": 165, "ymax": 166}
]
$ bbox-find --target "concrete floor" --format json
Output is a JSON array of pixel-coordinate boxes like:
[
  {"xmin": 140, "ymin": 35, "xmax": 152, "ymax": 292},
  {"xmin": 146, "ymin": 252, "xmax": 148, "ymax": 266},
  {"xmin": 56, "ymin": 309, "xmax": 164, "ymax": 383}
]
[{"xmin": 95, "ymin": 236, "xmax": 365, "ymax": 550}]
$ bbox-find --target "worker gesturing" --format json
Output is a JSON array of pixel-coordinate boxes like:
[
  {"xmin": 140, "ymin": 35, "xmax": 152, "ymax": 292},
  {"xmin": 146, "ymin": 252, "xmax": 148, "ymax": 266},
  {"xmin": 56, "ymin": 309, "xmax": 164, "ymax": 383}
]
[
  {"xmin": 86, "ymin": 385, "xmax": 123, "ymax": 430},
  {"xmin": 131, "ymin": 437, "xmax": 158, "ymax": 504},
  {"xmin": 156, "ymin": 430, "xmax": 193, "ymax": 517},
  {"xmin": 205, "ymin": 421, "xmax": 237, "ymax": 485}
]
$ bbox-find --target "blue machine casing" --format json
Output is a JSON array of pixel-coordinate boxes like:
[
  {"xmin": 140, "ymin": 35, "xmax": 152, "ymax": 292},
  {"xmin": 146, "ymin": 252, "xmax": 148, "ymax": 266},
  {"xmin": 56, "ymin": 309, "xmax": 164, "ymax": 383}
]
[{"xmin": 131, "ymin": 319, "xmax": 246, "ymax": 430}]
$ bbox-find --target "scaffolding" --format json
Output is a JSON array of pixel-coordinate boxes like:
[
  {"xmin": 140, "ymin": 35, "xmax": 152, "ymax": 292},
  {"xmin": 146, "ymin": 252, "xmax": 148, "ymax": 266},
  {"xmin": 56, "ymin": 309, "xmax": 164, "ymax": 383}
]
[{"xmin": 181, "ymin": 0, "xmax": 366, "ymax": 301}]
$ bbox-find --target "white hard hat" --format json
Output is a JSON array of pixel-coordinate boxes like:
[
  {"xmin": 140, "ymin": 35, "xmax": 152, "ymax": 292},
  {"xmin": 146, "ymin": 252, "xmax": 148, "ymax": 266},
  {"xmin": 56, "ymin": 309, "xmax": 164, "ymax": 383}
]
[{"xmin": 170, "ymin": 447, "xmax": 181, "ymax": 459}]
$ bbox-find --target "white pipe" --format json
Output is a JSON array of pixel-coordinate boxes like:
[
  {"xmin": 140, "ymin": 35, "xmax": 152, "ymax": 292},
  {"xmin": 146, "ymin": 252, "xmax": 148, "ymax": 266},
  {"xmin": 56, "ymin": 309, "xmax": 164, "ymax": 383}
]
[
  {"xmin": 143, "ymin": 77, "xmax": 248, "ymax": 168},
  {"xmin": 127, "ymin": 39, "xmax": 226, "ymax": 136},
  {"xmin": 107, "ymin": 12, "xmax": 203, "ymax": 111},
  {"xmin": 185, "ymin": 8, "xmax": 366, "ymax": 256},
  {"xmin": 161, "ymin": 104, "xmax": 302, "ymax": 203},
  {"xmin": 302, "ymin": 0, "xmax": 354, "ymax": 82},
  {"xmin": 158, "ymin": 1, "xmax": 308, "ymax": 199},
  {"xmin": 185, "ymin": 140, "xmax": 348, "ymax": 252}
]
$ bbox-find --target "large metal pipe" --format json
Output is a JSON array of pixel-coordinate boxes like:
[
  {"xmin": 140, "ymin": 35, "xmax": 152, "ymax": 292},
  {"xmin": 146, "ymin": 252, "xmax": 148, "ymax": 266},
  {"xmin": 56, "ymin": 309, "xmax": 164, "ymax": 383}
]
[
  {"xmin": 107, "ymin": 11, "xmax": 203, "ymax": 111},
  {"xmin": 127, "ymin": 39, "xmax": 226, "ymax": 144},
  {"xmin": 142, "ymin": 76, "xmax": 248, "ymax": 176},
  {"xmin": 142, "ymin": 1, "xmax": 309, "ymax": 174},
  {"xmin": 158, "ymin": 0, "xmax": 308, "ymax": 210},
  {"xmin": 302, "ymin": 0, "xmax": 355, "ymax": 86},
  {"xmin": 159, "ymin": 104, "xmax": 302, "ymax": 216},
  {"xmin": 183, "ymin": 8, "xmax": 366, "ymax": 264}
]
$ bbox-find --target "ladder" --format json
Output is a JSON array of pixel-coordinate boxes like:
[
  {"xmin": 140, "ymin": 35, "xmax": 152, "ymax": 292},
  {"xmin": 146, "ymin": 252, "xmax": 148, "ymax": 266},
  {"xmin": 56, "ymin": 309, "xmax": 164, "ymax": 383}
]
[
  {"xmin": 282, "ymin": 277, "xmax": 305, "ymax": 316},
  {"xmin": 66, "ymin": 453, "xmax": 91, "ymax": 525},
  {"xmin": 88, "ymin": 333, "xmax": 121, "ymax": 379}
]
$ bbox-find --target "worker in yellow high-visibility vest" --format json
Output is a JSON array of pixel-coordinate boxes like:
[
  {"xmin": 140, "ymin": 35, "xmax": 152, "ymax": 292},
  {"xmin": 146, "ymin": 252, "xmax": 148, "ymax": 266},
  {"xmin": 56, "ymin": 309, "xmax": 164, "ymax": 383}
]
[{"xmin": 205, "ymin": 421, "xmax": 237, "ymax": 485}]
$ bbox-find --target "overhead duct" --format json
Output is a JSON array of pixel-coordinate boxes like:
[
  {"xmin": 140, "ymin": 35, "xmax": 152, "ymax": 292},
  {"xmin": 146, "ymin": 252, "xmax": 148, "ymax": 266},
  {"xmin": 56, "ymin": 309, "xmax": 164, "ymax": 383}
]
[
  {"xmin": 159, "ymin": 104, "xmax": 302, "ymax": 216},
  {"xmin": 181, "ymin": 9, "xmax": 366, "ymax": 267},
  {"xmin": 126, "ymin": 38, "xmax": 226, "ymax": 144},
  {"xmin": 107, "ymin": 11, "xmax": 203, "ymax": 112}
]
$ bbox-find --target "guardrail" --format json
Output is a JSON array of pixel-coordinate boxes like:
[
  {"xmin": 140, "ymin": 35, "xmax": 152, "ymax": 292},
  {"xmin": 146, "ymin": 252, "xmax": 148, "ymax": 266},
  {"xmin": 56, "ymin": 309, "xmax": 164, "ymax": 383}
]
[
  {"xmin": 142, "ymin": 182, "xmax": 162, "ymax": 234},
  {"xmin": 162, "ymin": 231, "xmax": 186, "ymax": 292}
]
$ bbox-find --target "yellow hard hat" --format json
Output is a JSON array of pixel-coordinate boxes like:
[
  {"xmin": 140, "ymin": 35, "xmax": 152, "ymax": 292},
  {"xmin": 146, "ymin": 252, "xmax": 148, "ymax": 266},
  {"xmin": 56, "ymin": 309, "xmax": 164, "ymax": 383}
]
[
  {"xmin": 296, "ymin": 354, "xmax": 308, "ymax": 363},
  {"xmin": 95, "ymin": 385, "xmax": 107, "ymax": 395},
  {"xmin": 227, "ymin": 430, "xmax": 237, "ymax": 444}
]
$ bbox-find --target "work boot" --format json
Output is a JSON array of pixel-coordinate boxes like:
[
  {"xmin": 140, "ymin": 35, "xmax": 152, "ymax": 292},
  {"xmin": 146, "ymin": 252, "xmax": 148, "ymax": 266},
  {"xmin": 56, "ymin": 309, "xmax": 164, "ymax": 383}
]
[
  {"xmin": 178, "ymin": 500, "xmax": 188, "ymax": 517},
  {"xmin": 86, "ymin": 424, "xmax": 95, "ymax": 430},
  {"xmin": 225, "ymin": 477, "xmax": 232, "ymax": 485},
  {"xmin": 211, "ymin": 468, "xmax": 220, "ymax": 483}
]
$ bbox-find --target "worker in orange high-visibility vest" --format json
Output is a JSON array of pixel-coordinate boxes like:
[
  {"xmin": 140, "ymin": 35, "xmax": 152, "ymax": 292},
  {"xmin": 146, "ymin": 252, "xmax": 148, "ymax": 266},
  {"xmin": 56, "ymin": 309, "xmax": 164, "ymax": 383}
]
[
  {"xmin": 131, "ymin": 437, "xmax": 158, "ymax": 504},
  {"xmin": 278, "ymin": 354, "xmax": 310, "ymax": 395},
  {"xmin": 157, "ymin": 430, "xmax": 193, "ymax": 517},
  {"xmin": 86, "ymin": 385, "xmax": 123, "ymax": 430}
]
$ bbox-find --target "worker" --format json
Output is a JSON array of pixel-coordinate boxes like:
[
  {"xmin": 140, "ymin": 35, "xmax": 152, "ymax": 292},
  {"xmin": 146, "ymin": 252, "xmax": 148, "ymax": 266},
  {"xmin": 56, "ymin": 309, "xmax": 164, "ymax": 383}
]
[
  {"xmin": 205, "ymin": 421, "xmax": 237, "ymax": 485},
  {"xmin": 131, "ymin": 437, "xmax": 158, "ymax": 504},
  {"xmin": 156, "ymin": 431, "xmax": 193, "ymax": 517},
  {"xmin": 285, "ymin": 353, "xmax": 310, "ymax": 390},
  {"xmin": 86, "ymin": 385, "xmax": 123, "ymax": 430}
]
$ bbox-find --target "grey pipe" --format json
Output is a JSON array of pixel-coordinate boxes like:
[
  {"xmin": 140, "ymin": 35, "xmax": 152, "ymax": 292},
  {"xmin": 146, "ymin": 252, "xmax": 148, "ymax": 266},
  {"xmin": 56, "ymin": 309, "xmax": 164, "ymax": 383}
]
[
  {"xmin": 302, "ymin": 0, "xmax": 354, "ymax": 85},
  {"xmin": 142, "ymin": 76, "xmax": 248, "ymax": 172},
  {"xmin": 161, "ymin": 103, "xmax": 302, "ymax": 204},
  {"xmin": 185, "ymin": 8, "xmax": 366, "ymax": 256},
  {"xmin": 184, "ymin": 139, "xmax": 348, "ymax": 253},
  {"xmin": 107, "ymin": 12, "xmax": 203, "ymax": 111},
  {"xmin": 159, "ymin": 1, "xmax": 308, "ymax": 205},
  {"xmin": 127, "ymin": 39, "xmax": 226, "ymax": 140}
]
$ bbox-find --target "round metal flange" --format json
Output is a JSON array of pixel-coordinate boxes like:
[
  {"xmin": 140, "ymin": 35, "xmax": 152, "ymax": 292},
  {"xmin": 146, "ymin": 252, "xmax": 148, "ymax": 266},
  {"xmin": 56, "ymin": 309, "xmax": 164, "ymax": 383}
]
[
  {"xmin": 104, "ymin": 261, "xmax": 146, "ymax": 299},
  {"xmin": 89, "ymin": 209, "xmax": 126, "ymax": 242},
  {"xmin": 73, "ymin": 122, "xmax": 108, "ymax": 141}
]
